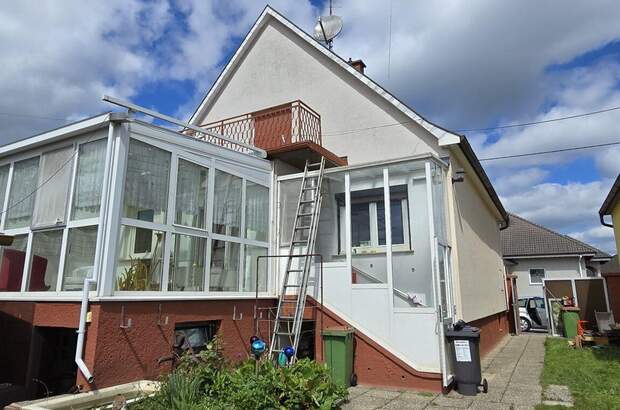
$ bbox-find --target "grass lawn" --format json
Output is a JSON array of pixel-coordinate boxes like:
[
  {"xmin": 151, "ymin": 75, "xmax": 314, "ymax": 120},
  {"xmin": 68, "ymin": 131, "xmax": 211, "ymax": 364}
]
[{"xmin": 538, "ymin": 337, "xmax": 620, "ymax": 409}]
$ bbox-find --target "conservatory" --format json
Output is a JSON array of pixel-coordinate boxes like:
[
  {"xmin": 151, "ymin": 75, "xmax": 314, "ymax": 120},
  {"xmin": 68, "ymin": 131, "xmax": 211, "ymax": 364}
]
[{"xmin": 0, "ymin": 113, "xmax": 273, "ymax": 299}]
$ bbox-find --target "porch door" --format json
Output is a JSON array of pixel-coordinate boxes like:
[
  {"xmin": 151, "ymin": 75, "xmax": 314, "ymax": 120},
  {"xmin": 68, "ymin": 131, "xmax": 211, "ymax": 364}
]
[{"xmin": 435, "ymin": 240, "xmax": 454, "ymax": 387}]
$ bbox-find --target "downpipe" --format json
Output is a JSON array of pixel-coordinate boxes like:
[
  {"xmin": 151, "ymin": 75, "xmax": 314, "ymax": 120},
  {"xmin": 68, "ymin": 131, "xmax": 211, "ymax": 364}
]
[{"xmin": 76, "ymin": 277, "xmax": 97, "ymax": 384}]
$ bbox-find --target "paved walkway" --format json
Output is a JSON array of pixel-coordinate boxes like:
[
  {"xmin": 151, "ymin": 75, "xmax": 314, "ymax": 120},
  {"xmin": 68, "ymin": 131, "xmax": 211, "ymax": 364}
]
[{"xmin": 343, "ymin": 333, "xmax": 546, "ymax": 409}]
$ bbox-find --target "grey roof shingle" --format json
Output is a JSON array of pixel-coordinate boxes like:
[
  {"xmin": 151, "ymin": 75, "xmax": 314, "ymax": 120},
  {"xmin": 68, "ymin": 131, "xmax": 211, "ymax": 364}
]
[{"xmin": 501, "ymin": 214, "xmax": 611, "ymax": 259}]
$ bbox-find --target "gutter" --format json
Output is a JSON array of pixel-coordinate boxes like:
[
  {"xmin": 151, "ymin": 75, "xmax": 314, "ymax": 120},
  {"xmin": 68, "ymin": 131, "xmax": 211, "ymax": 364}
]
[{"xmin": 600, "ymin": 213, "xmax": 613, "ymax": 228}]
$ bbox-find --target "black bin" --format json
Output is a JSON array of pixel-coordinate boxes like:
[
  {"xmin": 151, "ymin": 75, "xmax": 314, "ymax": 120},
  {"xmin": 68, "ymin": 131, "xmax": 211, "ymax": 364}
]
[{"xmin": 445, "ymin": 323, "xmax": 487, "ymax": 396}]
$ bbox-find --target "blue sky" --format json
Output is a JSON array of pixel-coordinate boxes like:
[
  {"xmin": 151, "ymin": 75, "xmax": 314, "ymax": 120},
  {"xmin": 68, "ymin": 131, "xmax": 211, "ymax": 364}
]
[{"xmin": 1, "ymin": 0, "xmax": 620, "ymax": 252}]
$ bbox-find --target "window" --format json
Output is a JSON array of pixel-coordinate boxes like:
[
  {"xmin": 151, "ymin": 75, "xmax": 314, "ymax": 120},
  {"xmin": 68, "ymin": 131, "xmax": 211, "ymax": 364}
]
[
  {"xmin": 62, "ymin": 226, "xmax": 98, "ymax": 291},
  {"xmin": 116, "ymin": 225, "xmax": 165, "ymax": 291},
  {"xmin": 123, "ymin": 139, "xmax": 170, "ymax": 224},
  {"xmin": 5, "ymin": 157, "xmax": 39, "ymax": 229},
  {"xmin": 0, "ymin": 234, "xmax": 28, "ymax": 291},
  {"xmin": 209, "ymin": 240, "xmax": 240, "ymax": 291},
  {"xmin": 32, "ymin": 146, "xmax": 74, "ymax": 228},
  {"xmin": 212, "ymin": 170, "xmax": 242, "ymax": 236},
  {"xmin": 28, "ymin": 229, "xmax": 63, "ymax": 291},
  {"xmin": 518, "ymin": 299, "xmax": 526, "ymax": 308},
  {"xmin": 245, "ymin": 181, "xmax": 269, "ymax": 242},
  {"xmin": 243, "ymin": 245, "xmax": 267, "ymax": 292},
  {"xmin": 347, "ymin": 186, "xmax": 409, "ymax": 251},
  {"xmin": 175, "ymin": 160, "xmax": 207, "ymax": 229},
  {"xmin": 0, "ymin": 165, "xmax": 9, "ymax": 217},
  {"xmin": 529, "ymin": 268, "xmax": 545, "ymax": 284},
  {"xmin": 175, "ymin": 322, "xmax": 219, "ymax": 351},
  {"xmin": 586, "ymin": 266, "xmax": 597, "ymax": 278},
  {"xmin": 72, "ymin": 139, "xmax": 107, "ymax": 220},
  {"xmin": 169, "ymin": 234, "xmax": 205, "ymax": 291}
]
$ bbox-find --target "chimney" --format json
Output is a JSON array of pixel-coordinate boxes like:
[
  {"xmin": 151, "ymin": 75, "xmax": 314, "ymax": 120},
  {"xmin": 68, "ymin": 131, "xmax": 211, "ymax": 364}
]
[{"xmin": 347, "ymin": 58, "xmax": 366, "ymax": 74}]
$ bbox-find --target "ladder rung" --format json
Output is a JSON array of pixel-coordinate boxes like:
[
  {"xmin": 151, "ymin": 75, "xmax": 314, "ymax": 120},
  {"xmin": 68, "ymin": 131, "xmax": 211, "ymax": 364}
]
[
  {"xmin": 281, "ymin": 299, "xmax": 297, "ymax": 303},
  {"xmin": 292, "ymin": 241, "xmax": 307, "ymax": 245},
  {"xmin": 295, "ymin": 225, "xmax": 311, "ymax": 230},
  {"xmin": 300, "ymin": 199, "xmax": 315, "ymax": 204},
  {"xmin": 275, "ymin": 331, "xmax": 294, "ymax": 336},
  {"xmin": 307, "ymin": 162, "xmax": 322, "ymax": 167},
  {"xmin": 302, "ymin": 186, "xmax": 317, "ymax": 191},
  {"xmin": 297, "ymin": 212, "xmax": 313, "ymax": 217},
  {"xmin": 279, "ymin": 316, "xmax": 295, "ymax": 320},
  {"xmin": 287, "ymin": 269, "xmax": 303, "ymax": 273},
  {"xmin": 284, "ymin": 284, "xmax": 301, "ymax": 288}
]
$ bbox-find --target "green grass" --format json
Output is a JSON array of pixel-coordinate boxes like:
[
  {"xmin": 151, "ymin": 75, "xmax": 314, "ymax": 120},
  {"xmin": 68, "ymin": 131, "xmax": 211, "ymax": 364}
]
[{"xmin": 537, "ymin": 337, "xmax": 620, "ymax": 410}]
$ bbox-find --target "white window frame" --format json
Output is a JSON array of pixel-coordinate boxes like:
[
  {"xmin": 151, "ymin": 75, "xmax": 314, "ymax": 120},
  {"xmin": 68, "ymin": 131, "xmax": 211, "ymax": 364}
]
[
  {"xmin": 529, "ymin": 268, "xmax": 545, "ymax": 285},
  {"xmin": 0, "ymin": 132, "xmax": 108, "ymax": 298}
]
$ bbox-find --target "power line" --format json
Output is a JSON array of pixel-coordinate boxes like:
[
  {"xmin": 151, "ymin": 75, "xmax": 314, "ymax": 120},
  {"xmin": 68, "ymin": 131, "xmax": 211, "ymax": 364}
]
[
  {"xmin": 0, "ymin": 112, "xmax": 68, "ymax": 121},
  {"xmin": 478, "ymin": 140, "xmax": 620, "ymax": 162},
  {"xmin": 321, "ymin": 105, "xmax": 620, "ymax": 137}
]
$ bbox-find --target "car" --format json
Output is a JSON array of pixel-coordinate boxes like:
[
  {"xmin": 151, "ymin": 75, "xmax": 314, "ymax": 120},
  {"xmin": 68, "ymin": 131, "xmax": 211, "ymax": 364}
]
[{"xmin": 518, "ymin": 296, "xmax": 549, "ymax": 332}]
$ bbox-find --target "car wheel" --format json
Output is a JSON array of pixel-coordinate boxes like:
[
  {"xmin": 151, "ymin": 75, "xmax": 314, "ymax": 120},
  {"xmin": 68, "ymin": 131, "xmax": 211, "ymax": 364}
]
[{"xmin": 520, "ymin": 317, "xmax": 531, "ymax": 332}]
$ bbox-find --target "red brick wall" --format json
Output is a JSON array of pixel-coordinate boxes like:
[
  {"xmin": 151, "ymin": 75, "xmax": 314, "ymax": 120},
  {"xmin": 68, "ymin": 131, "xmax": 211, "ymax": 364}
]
[{"xmin": 469, "ymin": 310, "xmax": 510, "ymax": 358}]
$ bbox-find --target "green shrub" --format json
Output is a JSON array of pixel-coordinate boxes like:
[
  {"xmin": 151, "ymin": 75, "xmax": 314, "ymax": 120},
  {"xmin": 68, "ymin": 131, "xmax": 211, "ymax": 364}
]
[{"xmin": 133, "ymin": 340, "xmax": 347, "ymax": 410}]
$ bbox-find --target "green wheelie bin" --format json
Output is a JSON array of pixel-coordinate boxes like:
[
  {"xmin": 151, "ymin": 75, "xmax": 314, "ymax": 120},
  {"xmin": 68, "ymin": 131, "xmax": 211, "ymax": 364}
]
[
  {"xmin": 322, "ymin": 328, "xmax": 355, "ymax": 387},
  {"xmin": 561, "ymin": 307, "xmax": 580, "ymax": 339}
]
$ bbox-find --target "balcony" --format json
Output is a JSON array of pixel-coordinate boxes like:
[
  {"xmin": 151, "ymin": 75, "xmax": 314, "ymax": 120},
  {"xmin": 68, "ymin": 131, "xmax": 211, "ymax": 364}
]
[{"xmin": 201, "ymin": 100, "xmax": 321, "ymax": 149}]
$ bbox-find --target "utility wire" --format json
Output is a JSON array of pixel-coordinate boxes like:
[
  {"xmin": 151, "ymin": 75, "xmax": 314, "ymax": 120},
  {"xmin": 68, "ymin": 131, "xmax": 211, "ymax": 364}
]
[
  {"xmin": 478, "ymin": 140, "xmax": 620, "ymax": 162},
  {"xmin": 321, "ymin": 105, "xmax": 620, "ymax": 137}
]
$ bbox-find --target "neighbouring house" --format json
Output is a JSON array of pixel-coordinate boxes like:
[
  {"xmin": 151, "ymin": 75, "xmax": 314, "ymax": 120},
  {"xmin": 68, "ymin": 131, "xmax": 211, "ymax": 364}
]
[
  {"xmin": 502, "ymin": 213, "xmax": 611, "ymax": 300},
  {"xmin": 0, "ymin": 6, "xmax": 510, "ymax": 403},
  {"xmin": 600, "ymin": 173, "xmax": 620, "ymax": 320}
]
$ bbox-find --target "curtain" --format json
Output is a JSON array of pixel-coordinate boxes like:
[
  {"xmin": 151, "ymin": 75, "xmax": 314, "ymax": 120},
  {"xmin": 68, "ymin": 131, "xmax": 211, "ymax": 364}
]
[
  {"xmin": 123, "ymin": 139, "xmax": 170, "ymax": 224},
  {"xmin": 212, "ymin": 170, "xmax": 242, "ymax": 236},
  {"xmin": 32, "ymin": 146, "xmax": 74, "ymax": 227},
  {"xmin": 72, "ymin": 139, "xmax": 107, "ymax": 220},
  {"xmin": 5, "ymin": 157, "xmax": 39, "ymax": 229},
  {"xmin": 62, "ymin": 226, "xmax": 98, "ymax": 291},
  {"xmin": 175, "ymin": 160, "xmax": 207, "ymax": 229},
  {"xmin": 245, "ymin": 181, "xmax": 269, "ymax": 241}
]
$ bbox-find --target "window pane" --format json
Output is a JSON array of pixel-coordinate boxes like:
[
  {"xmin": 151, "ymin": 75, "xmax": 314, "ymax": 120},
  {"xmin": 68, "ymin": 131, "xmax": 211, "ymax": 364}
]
[
  {"xmin": 0, "ymin": 165, "xmax": 9, "ymax": 217},
  {"xmin": 62, "ymin": 226, "xmax": 98, "ymax": 291},
  {"xmin": 28, "ymin": 230, "xmax": 63, "ymax": 291},
  {"xmin": 530, "ymin": 269, "xmax": 544, "ymax": 284},
  {"xmin": 32, "ymin": 147, "xmax": 74, "ymax": 227},
  {"xmin": 243, "ymin": 245, "xmax": 267, "ymax": 292},
  {"xmin": 245, "ymin": 181, "xmax": 269, "ymax": 242},
  {"xmin": 169, "ymin": 234, "xmax": 205, "ymax": 291},
  {"xmin": 116, "ymin": 225, "xmax": 165, "ymax": 291},
  {"xmin": 209, "ymin": 240, "xmax": 240, "ymax": 291},
  {"xmin": 350, "ymin": 203, "xmax": 371, "ymax": 247},
  {"xmin": 378, "ymin": 199, "xmax": 405, "ymax": 245},
  {"xmin": 175, "ymin": 160, "xmax": 207, "ymax": 229},
  {"xmin": 0, "ymin": 234, "xmax": 28, "ymax": 291},
  {"xmin": 123, "ymin": 139, "xmax": 170, "ymax": 224},
  {"xmin": 5, "ymin": 157, "xmax": 39, "ymax": 229},
  {"xmin": 72, "ymin": 139, "xmax": 107, "ymax": 220},
  {"xmin": 350, "ymin": 168, "xmax": 386, "ymax": 284},
  {"xmin": 213, "ymin": 170, "xmax": 242, "ymax": 236}
]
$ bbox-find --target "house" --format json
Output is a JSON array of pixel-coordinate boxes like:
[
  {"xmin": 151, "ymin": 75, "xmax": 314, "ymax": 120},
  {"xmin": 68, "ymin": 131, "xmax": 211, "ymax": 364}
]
[
  {"xmin": 0, "ymin": 6, "xmax": 510, "ymax": 402},
  {"xmin": 599, "ymin": 173, "xmax": 620, "ymax": 321},
  {"xmin": 502, "ymin": 213, "xmax": 611, "ymax": 300}
]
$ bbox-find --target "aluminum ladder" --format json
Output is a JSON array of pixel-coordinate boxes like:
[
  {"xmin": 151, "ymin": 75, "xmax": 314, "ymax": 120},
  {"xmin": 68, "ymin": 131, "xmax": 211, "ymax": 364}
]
[{"xmin": 269, "ymin": 157, "xmax": 326, "ymax": 362}]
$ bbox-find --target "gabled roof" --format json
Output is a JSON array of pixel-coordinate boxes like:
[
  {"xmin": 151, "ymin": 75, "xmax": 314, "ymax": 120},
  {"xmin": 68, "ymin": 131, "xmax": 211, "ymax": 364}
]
[
  {"xmin": 188, "ymin": 6, "xmax": 461, "ymax": 143},
  {"xmin": 599, "ymin": 173, "xmax": 620, "ymax": 217},
  {"xmin": 188, "ymin": 6, "xmax": 509, "ymax": 223},
  {"xmin": 502, "ymin": 213, "xmax": 611, "ymax": 259}
]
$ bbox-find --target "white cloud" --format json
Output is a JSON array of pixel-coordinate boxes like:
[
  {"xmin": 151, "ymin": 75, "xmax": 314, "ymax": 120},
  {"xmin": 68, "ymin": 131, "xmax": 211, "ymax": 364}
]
[
  {"xmin": 493, "ymin": 168, "xmax": 549, "ymax": 195},
  {"xmin": 501, "ymin": 179, "xmax": 616, "ymax": 253},
  {"xmin": 569, "ymin": 226, "xmax": 616, "ymax": 256}
]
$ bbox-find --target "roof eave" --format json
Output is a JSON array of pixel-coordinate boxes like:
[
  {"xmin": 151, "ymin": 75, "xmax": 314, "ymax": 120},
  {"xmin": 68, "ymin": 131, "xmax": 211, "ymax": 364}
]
[{"xmin": 599, "ymin": 174, "xmax": 620, "ymax": 218}]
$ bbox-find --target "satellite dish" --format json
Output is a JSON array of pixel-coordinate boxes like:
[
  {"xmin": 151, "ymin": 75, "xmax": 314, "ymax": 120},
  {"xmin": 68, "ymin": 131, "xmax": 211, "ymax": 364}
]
[{"xmin": 313, "ymin": 15, "xmax": 343, "ymax": 44}]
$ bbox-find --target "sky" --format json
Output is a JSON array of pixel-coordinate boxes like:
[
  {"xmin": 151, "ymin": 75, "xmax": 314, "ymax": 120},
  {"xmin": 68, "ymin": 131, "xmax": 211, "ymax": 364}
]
[{"xmin": 1, "ymin": 0, "xmax": 620, "ymax": 253}]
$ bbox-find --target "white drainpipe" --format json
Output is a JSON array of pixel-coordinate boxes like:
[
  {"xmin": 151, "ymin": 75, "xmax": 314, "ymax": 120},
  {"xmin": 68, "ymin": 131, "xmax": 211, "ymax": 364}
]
[
  {"xmin": 75, "ymin": 277, "xmax": 97, "ymax": 383},
  {"xmin": 75, "ymin": 118, "xmax": 117, "ymax": 384}
]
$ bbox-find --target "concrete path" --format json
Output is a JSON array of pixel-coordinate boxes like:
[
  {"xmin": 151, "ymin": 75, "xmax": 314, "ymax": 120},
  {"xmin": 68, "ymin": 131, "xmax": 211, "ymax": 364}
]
[{"xmin": 343, "ymin": 333, "xmax": 546, "ymax": 409}]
